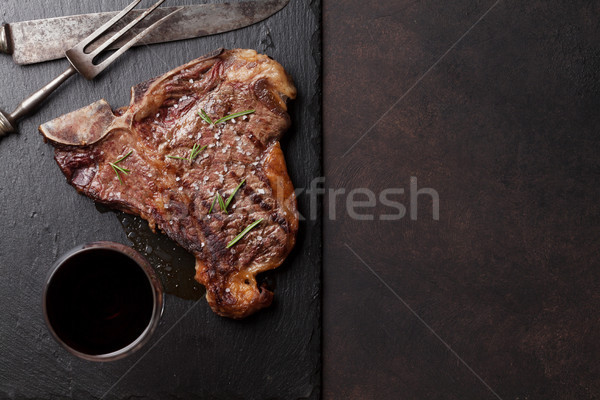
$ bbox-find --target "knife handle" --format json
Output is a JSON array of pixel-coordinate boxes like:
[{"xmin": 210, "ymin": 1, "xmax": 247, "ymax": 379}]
[
  {"xmin": 0, "ymin": 66, "xmax": 76, "ymax": 137},
  {"xmin": 0, "ymin": 24, "xmax": 11, "ymax": 55}
]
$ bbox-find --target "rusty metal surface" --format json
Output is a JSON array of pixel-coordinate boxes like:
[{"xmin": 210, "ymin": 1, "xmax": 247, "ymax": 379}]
[
  {"xmin": 5, "ymin": 0, "xmax": 289, "ymax": 65},
  {"xmin": 323, "ymin": 0, "xmax": 600, "ymax": 399}
]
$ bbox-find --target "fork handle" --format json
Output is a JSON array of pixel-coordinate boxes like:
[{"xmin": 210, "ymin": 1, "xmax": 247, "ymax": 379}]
[{"xmin": 0, "ymin": 66, "xmax": 76, "ymax": 137}]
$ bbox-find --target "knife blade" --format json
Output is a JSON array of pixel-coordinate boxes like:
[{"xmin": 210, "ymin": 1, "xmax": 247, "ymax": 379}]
[{"xmin": 0, "ymin": 0, "xmax": 288, "ymax": 65}]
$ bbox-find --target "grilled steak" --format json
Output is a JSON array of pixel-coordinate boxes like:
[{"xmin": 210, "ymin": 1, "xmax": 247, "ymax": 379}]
[{"xmin": 39, "ymin": 49, "xmax": 298, "ymax": 319}]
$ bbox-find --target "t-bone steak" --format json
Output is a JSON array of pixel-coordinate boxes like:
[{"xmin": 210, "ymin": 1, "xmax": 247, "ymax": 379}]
[{"xmin": 39, "ymin": 49, "xmax": 299, "ymax": 319}]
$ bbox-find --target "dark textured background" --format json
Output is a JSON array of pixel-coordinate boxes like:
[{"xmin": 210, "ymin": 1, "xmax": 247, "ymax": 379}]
[
  {"xmin": 0, "ymin": 1, "xmax": 320, "ymax": 399},
  {"xmin": 323, "ymin": 0, "xmax": 599, "ymax": 399},
  {"xmin": 3, "ymin": 0, "xmax": 600, "ymax": 398}
]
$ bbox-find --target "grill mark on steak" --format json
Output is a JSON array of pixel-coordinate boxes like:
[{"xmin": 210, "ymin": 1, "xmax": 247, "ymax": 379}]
[{"xmin": 39, "ymin": 49, "xmax": 298, "ymax": 319}]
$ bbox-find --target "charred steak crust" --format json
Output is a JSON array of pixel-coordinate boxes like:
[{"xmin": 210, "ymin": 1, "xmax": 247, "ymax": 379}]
[{"xmin": 39, "ymin": 49, "xmax": 299, "ymax": 319}]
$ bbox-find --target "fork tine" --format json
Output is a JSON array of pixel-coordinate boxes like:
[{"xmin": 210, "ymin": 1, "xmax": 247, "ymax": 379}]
[
  {"xmin": 91, "ymin": 8, "xmax": 181, "ymax": 76},
  {"xmin": 73, "ymin": 0, "xmax": 143, "ymax": 50},
  {"xmin": 87, "ymin": 0, "xmax": 168, "ymax": 58}
]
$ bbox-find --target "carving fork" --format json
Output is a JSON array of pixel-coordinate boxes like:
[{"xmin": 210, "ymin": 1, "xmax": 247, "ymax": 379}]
[{"xmin": 0, "ymin": 0, "xmax": 180, "ymax": 137}]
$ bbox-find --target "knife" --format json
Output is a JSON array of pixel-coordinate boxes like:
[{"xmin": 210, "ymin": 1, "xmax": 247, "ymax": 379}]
[{"xmin": 0, "ymin": 0, "xmax": 289, "ymax": 65}]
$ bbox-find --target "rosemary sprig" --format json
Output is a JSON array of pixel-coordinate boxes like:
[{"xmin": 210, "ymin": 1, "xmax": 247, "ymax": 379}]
[
  {"xmin": 198, "ymin": 109, "xmax": 214, "ymax": 125},
  {"xmin": 198, "ymin": 109, "xmax": 255, "ymax": 126},
  {"xmin": 226, "ymin": 218, "xmax": 263, "ymax": 249},
  {"xmin": 207, "ymin": 179, "xmax": 246, "ymax": 215},
  {"xmin": 217, "ymin": 192, "xmax": 227, "ymax": 214},
  {"xmin": 208, "ymin": 196, "xmax": 217, "ymax": 214},
  {"xmin": 189, "ymin": 143, "xmax": 206, "ymax": 161},
  {"xmin": 114, "ymin": 150, "xmax": 133, "ymax": 164},
  {"xmin": 109, "ymin": 150, "xmax": 133, "ymax": 184},
  {"xmin": 224, "ymin": 179, "xmax": 246, "ymax": 209},
  {"xmin": 167, "ymin": 143, "xmax": 207, "ymax": 162},
  {"xmin": 214, "ymin": 109, "xmax": 255, "ymax": 125}
]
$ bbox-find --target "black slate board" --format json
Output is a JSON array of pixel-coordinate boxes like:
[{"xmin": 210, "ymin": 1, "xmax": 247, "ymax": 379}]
[{"xmin": 0, "ymin": 1, "xmax": 321, "ymax": 399}]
